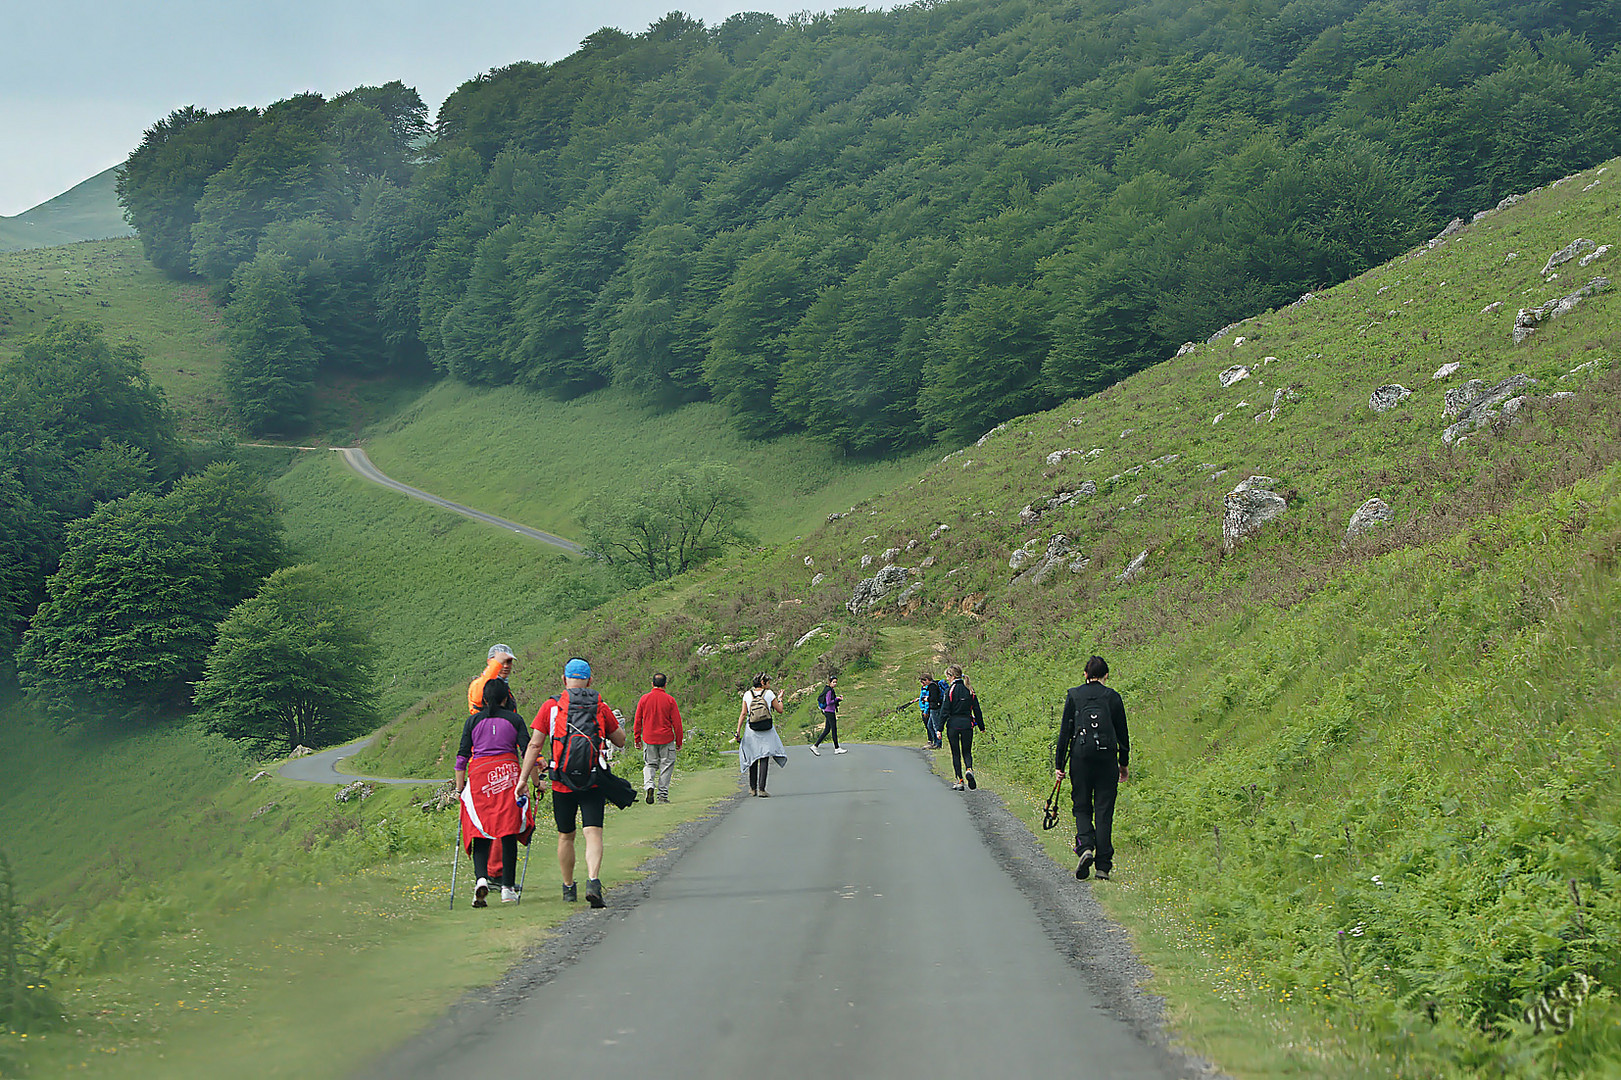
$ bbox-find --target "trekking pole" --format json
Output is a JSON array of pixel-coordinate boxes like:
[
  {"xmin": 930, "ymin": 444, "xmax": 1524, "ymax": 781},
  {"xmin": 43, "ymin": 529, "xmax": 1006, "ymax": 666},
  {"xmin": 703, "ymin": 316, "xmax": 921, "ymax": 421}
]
[
  {"xmin": 1042, "ymin": 777, "xmax": 1064, "ymax": 830},
  {"xmin": 448, "ymin": 798, "xmax": 461, "ymax": 911},
  {"xmin": 517, "ymin": 841, "xmax": 530, "ymax": 905}
]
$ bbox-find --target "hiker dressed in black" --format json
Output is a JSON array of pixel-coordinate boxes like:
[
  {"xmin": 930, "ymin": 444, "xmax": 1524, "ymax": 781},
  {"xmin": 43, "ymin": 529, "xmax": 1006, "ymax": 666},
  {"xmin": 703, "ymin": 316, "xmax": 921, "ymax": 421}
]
[
  {"xmin": 942, "ymin": 664, "xmax": 984, "ymax": 790},
  {"xmin": 1054, "ymin": 656, "xmax": 1129, "ymax": 880}
]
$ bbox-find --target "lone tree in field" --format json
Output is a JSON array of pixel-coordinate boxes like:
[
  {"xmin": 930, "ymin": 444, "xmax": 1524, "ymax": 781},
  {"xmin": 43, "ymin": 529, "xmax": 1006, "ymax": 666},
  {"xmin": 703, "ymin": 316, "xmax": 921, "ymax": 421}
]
[
  {"xmin": 580, "ymin": 461, "xmax": 752, "ymax": 583},
  {"xmin": 193, "ymin": 565, "xmax": 378, "ymax": 754}
]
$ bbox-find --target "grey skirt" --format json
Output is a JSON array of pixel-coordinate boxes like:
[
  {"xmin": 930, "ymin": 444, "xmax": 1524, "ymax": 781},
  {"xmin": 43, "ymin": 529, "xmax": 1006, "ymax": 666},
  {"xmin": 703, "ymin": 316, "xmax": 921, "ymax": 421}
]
[{"xmin": 738, "ymin": 724, "xmax": 789, "ymax": 772}]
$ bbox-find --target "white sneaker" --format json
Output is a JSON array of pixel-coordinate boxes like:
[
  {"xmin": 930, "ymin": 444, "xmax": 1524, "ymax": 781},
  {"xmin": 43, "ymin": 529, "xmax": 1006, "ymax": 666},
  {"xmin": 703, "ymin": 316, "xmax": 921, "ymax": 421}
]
[
  {"xmin": 501, "ymin": 886, "xmax": 519, "ymax": 903},
  {"xmin": 473, "ymin": 878, "xmax": 489, "ymax": 908},
  {"xmin": 834, "ymin": 747, "xmax": 848, "ymax": 754},
  {"xmin": 809, "ymin": 744, "xmax": 820, "ymax": 756}
]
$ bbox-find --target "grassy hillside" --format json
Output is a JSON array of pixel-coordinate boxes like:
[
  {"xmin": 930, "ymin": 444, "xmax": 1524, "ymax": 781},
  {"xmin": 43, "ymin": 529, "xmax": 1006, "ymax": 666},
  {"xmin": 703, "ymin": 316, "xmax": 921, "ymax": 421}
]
[
  {"xmin": 0, "ymin": 238, "xmax": 229, "ymax": 430},
  {"xmin": 0, "ymin": 167, "xmax": 133, "ymax": 254},
  {"xmin": 406, "ymin": 157, "xmax": 1618, "ymax": 1076}
]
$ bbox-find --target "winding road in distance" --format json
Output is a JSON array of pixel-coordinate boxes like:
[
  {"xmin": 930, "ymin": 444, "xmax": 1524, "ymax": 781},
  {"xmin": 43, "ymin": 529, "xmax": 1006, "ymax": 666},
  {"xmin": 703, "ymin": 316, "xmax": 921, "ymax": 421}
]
[{"xmin": 335, "ymin": 446, "xmax": 584, "ymax": 554}]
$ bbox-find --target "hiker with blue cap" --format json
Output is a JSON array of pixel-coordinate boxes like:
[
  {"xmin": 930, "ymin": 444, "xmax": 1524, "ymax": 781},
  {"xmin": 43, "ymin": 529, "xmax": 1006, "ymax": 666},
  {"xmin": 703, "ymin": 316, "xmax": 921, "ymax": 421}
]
[{"xmin": 517, "ymin": 657, "xmax": 626, "ymax": 907}]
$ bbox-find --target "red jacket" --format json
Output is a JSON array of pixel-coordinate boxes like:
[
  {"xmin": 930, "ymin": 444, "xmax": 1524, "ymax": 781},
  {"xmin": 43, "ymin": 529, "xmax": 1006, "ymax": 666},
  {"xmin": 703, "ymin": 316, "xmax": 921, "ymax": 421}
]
[{"xmin": 633, "ymin": 687, "xmax": 684, "ymax": 748}]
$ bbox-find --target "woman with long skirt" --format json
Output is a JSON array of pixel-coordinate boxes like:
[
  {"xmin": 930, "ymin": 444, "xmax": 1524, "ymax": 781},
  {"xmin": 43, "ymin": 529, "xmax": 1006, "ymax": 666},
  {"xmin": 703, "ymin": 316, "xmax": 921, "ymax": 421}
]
[{"xmin": 734, "ymin": 673, "xmax": 788, "ymax": 796}]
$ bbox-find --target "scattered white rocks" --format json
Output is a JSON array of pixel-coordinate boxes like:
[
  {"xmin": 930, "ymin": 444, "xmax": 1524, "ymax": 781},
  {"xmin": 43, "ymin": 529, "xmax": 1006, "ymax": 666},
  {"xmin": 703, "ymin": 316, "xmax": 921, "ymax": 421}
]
[
  {"xmin": 291, "ymin": 745, "xmax": 314, "ymax": 758},
  {"xmin": 1131, "ymin": 493, "xmax": 1150, "ymax": 506},
  {"xmin": 976, "ymin": 422, "xmax": 1009, "ymax": 447},
  {"xmin": 1212, "ymin": 412, "xmax": 1226, "ymax": 425},
  {"xmin": 1369, "ymin": 385, "xmax": 1412, "ymax": 411},
  {"xmin": 1120, "ymin": 428, "xmax": 1136, "ymax": 438},
  {"xmin": 1433, "ymin": 362, "xmax": 1461, "ymax": 380},
  {"xmin": 249, "ymin": 770, "xmax": 270, "ymax": 783},
  {"xmin": 1087, "ymin": 448, "xmax": 1106, "ymax": 457},
  {"xmin": 862, "ymin": 534, "xmax": 878, "ymax": 543},
  {"xmin": 1046, "ymin": 448, "xmax": 1081, "ymax": 466},
  {"xmin": 1265, "ymin": 386, "xmax": 1298, "ymax": 421},
  {"xmin": 1427, "ymin": 217, "xmax": 1466, "ymax": 247},
  {"xmin": 1480, "ymin": 301, "xmax": 1503, "ymax": 315},
  {"xmin": 1345, "ymin": 497, "xmax": 1394, "ymax": 543},
  {"xmin": 1579, "ymin": 245, "xmax": 1610, "ymax": 267},
  {"xmin": 1018, "ymin": 482, "xmax": 1098, "ymax": 526},
  {"xmin": 804, "ymin": 555, "xmax": 814, "ymax": 566},
  {"xmin": 1149, "ymin": 453, "xmax": 1180, "ymax": 468},
  {"xmin": 827, "ymin": 511, "xmax": 848, "ymax": 523},
  {"xmin": 335, "ymin": 781, "xmax": 375, "ymax": 804},
  {"xmin": 1442, "ymin": 374, "xmax": 1537, "ymax": 443},
  {"xmin": 1561, "ymin": 359, "xmax": 1603, "ymax": 380},
  {"xmin": 1233, "ymin": 336, "xmax": 1246, "ymax": 347},
  {"xmin": 1583, "ymin": 180, "xmax": 1602, "ymax": 193},
  {"xmin": 1175, "ymin": 341, "xmax": 1198, "ymax": 357},
  {"xmin": 697, "ymin": 636, "xmax": 772, "ymax": 657},
  {"xmin": 811, "ymin": 572, "xmax": 825, "ymax": 587},
  {"xmin": 882, "ymin": 547, "xmax": 901, "ymax": 564},
  {"xmin": 860, "ymin": 554, "xmax": 874, "ymax": 569},
  {"xmin": 1219, "ymin": 365, "xmax": 1251, "ymax": 388},
  {"xmin": 929, "ymin": 524, "xmax": 950, "ymax": 541},
  {"xmin": 920, "ymin": 555, "xmax": 937, "ymax": 569}
]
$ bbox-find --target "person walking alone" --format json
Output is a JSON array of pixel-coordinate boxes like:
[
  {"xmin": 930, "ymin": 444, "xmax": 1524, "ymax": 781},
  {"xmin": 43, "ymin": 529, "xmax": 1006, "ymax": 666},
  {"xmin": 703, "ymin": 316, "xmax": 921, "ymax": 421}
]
[
  {"xmin": 633, "ymin": 672, "xmax": 684, "ymax": 804},
  {"xmin": 734, "ymin": 673, "xmax": 787, "ymax": 796},
  {"xmin": 517, "ymin": 658, "xmax": 626, "ymax": 907},
  {"xmin": 941, "ymin": 664, "xmax": 984, "ymax": 790},
  {"xmin": 1054, "ymin": 656, "xmax": 1129, "ymax": 881},
  {"xmin": 810, "ymin": 675, "xmax": 845, "ymax": 755}
]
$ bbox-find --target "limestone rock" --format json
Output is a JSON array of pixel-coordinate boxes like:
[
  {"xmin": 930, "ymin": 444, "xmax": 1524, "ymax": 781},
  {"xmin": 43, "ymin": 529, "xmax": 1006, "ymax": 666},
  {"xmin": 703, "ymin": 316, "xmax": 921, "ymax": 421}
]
[
  {"xmin": 1175, "ymin": 341, "xmax": 1197, "ymax": 357},
  {"xmin": 1219, "ymin": 365, "xmax": 1251, "ymax": 388},
  {"xmin": 1513, "ymin": 278, "xmax": 1611, "ymax": 344},
  {"xmin": 1444, "ymin": 379, "xmax": 1489, "ymax": 418},
  {"xmin": 1223, "ymin": 479, "xmax": 1287, "ymax": 549},
  {"xmin": 860, "ymin": 554, "xmax": 873, "ymax": 569},
  {"xmin": 249, "ymin": 770, "xmax": 270, "ymax": 783},
  {"xmin": 1369, "ymin": 385, "xmax": 1411, "ymax": 411},
  {"xmin": 291, "ymin": 745, "xmax": 314, "ymax": 758},
  {"xmin": 928, "ymin": 524, "xmax": 950, "ymax": 541},
  {"xmin": 1116, "ymin": 551, "xmax": 1149, "ymax": 582},
  {"xmin": 1442, "ymin": 374, "xmax": 1537, "ymax": 443},
  {"xmin": 1432, "ymin": 362, "xmax": 1461, "ymax": 380},
  {"xmin": 1045, "ymin": 448, "xmax": 1080, "ymax": 466},
  {"xmin": 882, "ymin": 547, "xmax": 901, "ymax": 564},
  {"xmin": 1480, "ymin": 301, "xmax": 1503, "ymax": 315},
  {"xmin": 975, "ymin": 422, "xmax": 1009, "ymax": 447},
  {"xmin": 920, "ymin": 555, "xmax": 936, "ymax": 569},
  {"xmin": 1266, "ymin": 386, "xmax": 1298, "ymax": 421},
  {"xmin": 1149, "ymin": 454, "xmax": 1180, "ymax": 468},
  {"xmin": 1345, "ymin": 497, "xmax": 1394, "ymax": 542},
  {"xmin": 895, "ymin": 581, "xmax": 925, "ymax": 608},
  {"xmin": 1541, "ymin": 239, "xmax": 1597, "ymax": 276},
  {"xmin": 804, "ymin": 555, "xmax": 813, "ymax": 566},
  {"xmin": 1578, "ymin": 245, "xmax": 1611, "ymax": 267},
  {"xmin": 811, "ymin": 572, "xmax": 825, "ymax": 587},
  {"xmin": 846, "ymin": 565, "xmax": 910, "ymax": 615},
  {"xmin": 335, "ymin": 781, "xmax": 375, "ymax": 804},
  {"xmin": 793, "ymin": 626, "xmax": 828, "ymax": 650},
  {"xmin": 1427, "ymin": 217, "xmax": 1466, "ymax": 247},
  {"xmin": 1207, "ymin": 320, "xmax": 1244, "ymax": 344}
]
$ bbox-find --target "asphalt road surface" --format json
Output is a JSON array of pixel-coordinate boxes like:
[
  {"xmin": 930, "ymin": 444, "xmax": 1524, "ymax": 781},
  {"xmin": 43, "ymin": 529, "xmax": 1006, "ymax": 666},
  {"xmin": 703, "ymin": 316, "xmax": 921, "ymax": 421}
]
[
  {"xmin": 277, "ymin": 736, "xmax": 437, "ymax": 786},
  {"xmin": 336, "ymin": 447, "xmax": 584, "ymax": 554},
  {"xmin": 370, "ymin": 744, "xmax": 1211, "ymax": 1080}
]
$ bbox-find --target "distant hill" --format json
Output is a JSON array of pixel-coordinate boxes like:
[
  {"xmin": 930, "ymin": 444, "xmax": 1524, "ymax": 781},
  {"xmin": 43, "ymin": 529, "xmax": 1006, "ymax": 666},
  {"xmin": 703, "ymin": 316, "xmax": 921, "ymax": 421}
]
[{"xmin": 0, "ymin": 166, "xmax": 134, "ymax": 252}]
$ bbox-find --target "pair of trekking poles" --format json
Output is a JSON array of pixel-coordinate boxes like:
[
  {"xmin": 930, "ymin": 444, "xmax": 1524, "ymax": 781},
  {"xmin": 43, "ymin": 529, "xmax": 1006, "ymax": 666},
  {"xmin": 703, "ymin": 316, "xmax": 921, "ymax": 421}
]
[{"xmin": 448, "ymin": 792, "xmax": 532, "ymax": 910}]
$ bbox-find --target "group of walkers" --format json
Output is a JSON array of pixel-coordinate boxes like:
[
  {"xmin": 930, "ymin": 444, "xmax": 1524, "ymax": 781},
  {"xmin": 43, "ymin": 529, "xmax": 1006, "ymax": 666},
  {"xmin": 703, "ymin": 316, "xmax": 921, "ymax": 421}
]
[
  {"xmin": 453, "ymin": 641, "xmax": 1132, "ymax": 908},
  {"xmin": 454, "ymin": 647, "xmax": 680, "ymax": 910}
]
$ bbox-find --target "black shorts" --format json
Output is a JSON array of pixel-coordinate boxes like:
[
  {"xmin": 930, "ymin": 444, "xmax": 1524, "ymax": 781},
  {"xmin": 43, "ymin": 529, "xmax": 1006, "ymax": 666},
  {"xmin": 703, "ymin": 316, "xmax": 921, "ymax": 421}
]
[{"xmin": 551, "ymin": 786, "xmax": 606, "ymax": 833}]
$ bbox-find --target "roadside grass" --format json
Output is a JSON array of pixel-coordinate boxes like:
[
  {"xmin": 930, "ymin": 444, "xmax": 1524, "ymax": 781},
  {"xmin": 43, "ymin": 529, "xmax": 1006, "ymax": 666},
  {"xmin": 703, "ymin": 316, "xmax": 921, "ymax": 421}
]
[
  {"xmin": 8, "ymin": 761, "xmax": 736, "ymax": 1078},
  {"xmin": 0, "ymin": 239, "xmax": 229, "ymax": 434}
]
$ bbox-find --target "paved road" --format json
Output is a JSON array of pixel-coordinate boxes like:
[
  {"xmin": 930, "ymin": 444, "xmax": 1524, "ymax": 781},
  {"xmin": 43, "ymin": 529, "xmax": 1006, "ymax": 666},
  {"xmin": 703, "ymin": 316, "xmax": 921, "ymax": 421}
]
[
  {"xmin": 372, "ymin": 745, "xmax": 1199, "ymax": 1079},
  {"xmin": 277, "ymin": 736, "xmax": 439, "ymax": 786},
  {"xmin": 335, "ymin": 447, "xmax": 584, "ymax": 554}
]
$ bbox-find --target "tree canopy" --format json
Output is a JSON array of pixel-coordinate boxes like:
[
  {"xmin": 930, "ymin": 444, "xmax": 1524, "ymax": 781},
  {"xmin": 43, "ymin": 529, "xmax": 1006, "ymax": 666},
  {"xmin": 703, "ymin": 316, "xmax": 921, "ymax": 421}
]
[
  {"xmin": 117, "ymin": 1, "xmax": 1621, "ymax": 443},
  {"xmin": 580, "ymin": 462, "xmax": 752, "ymax": 583}
]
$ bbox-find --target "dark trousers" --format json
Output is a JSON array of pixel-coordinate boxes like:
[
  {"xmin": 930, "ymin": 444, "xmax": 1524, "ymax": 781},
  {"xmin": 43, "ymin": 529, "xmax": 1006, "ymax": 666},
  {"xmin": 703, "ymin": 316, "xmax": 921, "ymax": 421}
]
[
  {"xmin": 472, "ymin": 835, "xmax": 518, "ymax": 887},
  {"xmin": 815, "ymin": 712, "xmax": 839, "ymax": 748},
  {"xmin": 946, "ymin": 726, "xmax": 975, "ymax": 778},
  {"xmin": 1071, "ymin": 752, "xmax": 1119, "ymax": 872},
  {"xmin": 749, "ymin": 757, "xmax": 771, "ymax": 791}
]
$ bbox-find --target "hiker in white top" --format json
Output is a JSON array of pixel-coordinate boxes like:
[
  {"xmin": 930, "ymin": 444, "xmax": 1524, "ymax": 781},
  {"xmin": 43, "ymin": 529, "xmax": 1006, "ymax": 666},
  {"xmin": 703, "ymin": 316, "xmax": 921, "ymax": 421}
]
[{"xmin": 733, "ymin": 673, "xmax": 788, "ymax": 796}]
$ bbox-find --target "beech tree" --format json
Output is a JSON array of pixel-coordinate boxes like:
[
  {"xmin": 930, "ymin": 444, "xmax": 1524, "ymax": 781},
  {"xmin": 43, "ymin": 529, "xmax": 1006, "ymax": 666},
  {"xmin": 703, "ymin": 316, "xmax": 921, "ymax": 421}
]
[
  {"xmin": 192, "ymin": 566, "xmax": 378, "ymax": 754},
  {"xmin": 580, "ymin": 462, "xmax": 752, "ymax": 583}
]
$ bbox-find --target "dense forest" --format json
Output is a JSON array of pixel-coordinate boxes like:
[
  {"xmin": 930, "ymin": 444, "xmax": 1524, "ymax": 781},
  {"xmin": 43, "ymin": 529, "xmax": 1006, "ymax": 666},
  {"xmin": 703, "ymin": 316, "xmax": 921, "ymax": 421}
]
[{"xmin": 118, "ymin": 0, "xmax": 1621, "ymax": 449}]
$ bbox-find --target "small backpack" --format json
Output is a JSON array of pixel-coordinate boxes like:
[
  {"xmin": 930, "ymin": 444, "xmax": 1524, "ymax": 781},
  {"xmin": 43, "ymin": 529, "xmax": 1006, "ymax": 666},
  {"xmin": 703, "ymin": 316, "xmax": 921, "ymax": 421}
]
[
  {"xmin": 745, "ymin": 691, "xmax": 774, "ymax": 731},
  {"xmin": 926, "ymin": 680, "xmax": 945, "ymax": 710},
  {"xmin": 1076, "ymin": 689, "xmax": 1117, "ymax": 756},
  {"xmin": 551, "ymin": 688, "xmax": 604, "ymax": 789}
]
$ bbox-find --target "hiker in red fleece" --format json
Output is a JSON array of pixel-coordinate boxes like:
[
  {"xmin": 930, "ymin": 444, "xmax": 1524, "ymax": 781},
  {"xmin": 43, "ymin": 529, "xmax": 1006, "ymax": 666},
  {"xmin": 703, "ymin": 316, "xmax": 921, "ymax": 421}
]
[
  {"xmin": 456, "ymin": 677, "xmax": 537, "ymax": 906},
  {"xmin": 633, "ymin": 672, "xmax": 684, "ymax": 804}
]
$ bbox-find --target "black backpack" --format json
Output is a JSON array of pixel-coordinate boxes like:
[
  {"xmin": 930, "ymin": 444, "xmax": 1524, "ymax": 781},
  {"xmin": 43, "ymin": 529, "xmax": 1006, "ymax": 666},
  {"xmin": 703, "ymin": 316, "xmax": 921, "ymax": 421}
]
[
  {"xmin": 1074, "ymin": 688, "xmax": 1117, "ymax": 757},
  {"xmin": 551, "ymin": 688, "xmax": 604, "ymax": 789},
  {"xmin": 926, "ymin": 680, "xmax": 945, "ymax": 710}
]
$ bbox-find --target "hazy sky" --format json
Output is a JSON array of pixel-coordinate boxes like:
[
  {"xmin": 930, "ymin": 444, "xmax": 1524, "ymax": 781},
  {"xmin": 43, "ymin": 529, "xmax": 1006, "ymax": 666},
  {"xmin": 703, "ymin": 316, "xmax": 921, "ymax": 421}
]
[{"xmin": 0, "ymin": 0, "xmax": 830, "ymax": 217}]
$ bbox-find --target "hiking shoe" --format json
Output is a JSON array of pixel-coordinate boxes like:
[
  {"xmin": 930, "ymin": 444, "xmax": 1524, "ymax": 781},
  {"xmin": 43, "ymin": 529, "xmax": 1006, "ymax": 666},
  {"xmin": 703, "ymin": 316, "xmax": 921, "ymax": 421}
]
[
  {"xmin": 473, "ymin": 878, "xmax": 489, "ymax": 907},
  {"xmin": 645, "ymin": 787, "xmax": 655, "ymax": 805},
  {"xmin": 757, "ymin": 789, "xmax": 770, "ymax": 797},
  {"xmin": 501, "ymin": 886, "xmax": 519, "ymax": 903},
  {"xmin": 834, "ymin": 747, "xmax": 848, "ymax": 754},
  {"xmin": 965, "ymin": 770, "xmax": 976, "ymax": 789},
  {"xmin": 810, "ymin": 744, "xmax": 821, "ymax": 756},
  {"xmin": 951, "ymin": 779, "xmax": 965, "ymax": 790},
  {"xmin": 1075, "ymin": 849, "xmax": 1095, "ymax": 880},
  {"xmin": 585, "ymin": 879, "xmax": 605, "ymax": 908},
  {"xmin": 657, "ymin": 792, "xmax": 669, "ymax": 803},
  {"xmin": 562, "ymin": 882, "xmax": 577, "ymax": 902},
  {"xmin": 748, "ymin": 787, "xmax": 757, "ymax": 796},
  {"xmin": 1094, "ymin": 869, "xmax": 1112, "ymax": 881}
]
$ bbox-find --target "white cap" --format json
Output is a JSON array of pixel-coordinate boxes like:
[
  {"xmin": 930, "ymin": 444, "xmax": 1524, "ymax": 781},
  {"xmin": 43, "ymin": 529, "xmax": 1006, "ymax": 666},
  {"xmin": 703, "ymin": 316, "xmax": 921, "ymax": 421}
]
[{"xmin": 488, "ymin": 644, "xmax": 515, "ymax": 660}]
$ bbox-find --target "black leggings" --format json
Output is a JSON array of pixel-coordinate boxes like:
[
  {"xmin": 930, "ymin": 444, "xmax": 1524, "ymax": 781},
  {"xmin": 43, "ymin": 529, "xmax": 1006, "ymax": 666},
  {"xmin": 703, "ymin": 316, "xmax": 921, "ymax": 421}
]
[
  {"xmin": 815, "ymin": 712, "xmax": 839, "ymax": 748},
  {"xmin": 472, "ymin": 835, "xmax": 518, "ymax": 887},
  {"xmin": 749, "ymin": 757, "xmax": 771, "ymax": 791},
  {"xmin": 947, "ymin": 726, "xmax": 975, "ymax": 778}
]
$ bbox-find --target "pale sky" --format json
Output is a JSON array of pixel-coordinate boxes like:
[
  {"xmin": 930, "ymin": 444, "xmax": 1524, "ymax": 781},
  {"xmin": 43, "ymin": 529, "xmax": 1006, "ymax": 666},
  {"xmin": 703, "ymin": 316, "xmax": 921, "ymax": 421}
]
[{"xmin": 0, "ymin": 1, "xmax": 833, "ymax": 217}]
